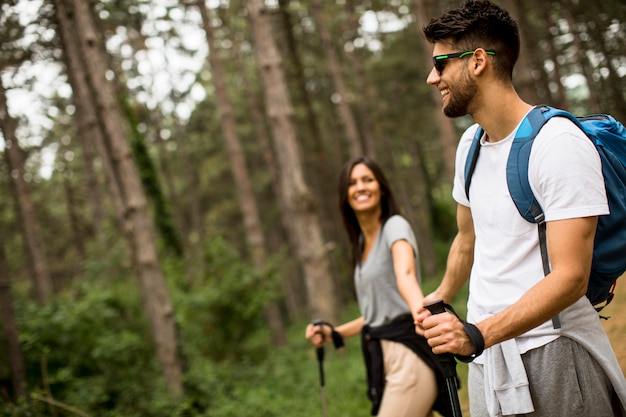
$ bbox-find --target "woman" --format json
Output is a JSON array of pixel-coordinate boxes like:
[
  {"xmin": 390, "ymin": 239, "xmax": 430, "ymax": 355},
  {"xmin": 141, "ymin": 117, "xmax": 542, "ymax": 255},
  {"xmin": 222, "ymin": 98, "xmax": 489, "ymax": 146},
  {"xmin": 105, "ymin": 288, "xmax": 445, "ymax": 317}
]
[{"xmin": 305, "ymin": 156, "xmax": 450, "ymax": 417}]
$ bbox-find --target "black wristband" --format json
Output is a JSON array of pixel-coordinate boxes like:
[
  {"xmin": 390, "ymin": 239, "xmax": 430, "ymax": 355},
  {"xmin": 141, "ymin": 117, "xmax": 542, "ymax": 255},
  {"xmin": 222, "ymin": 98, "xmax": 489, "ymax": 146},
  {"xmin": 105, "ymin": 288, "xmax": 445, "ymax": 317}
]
[
  {"xmin": 439, "ymin": 303, "xmax": 485, "ymax": 363},
  {"xmin": 331, "ymin": 329, "xmax": 344, "ymax": 349},
  {"xmin": 455, "ymin": 320, "xmax": 485, "ymax": 363},
  {"xmin": 312, "ymin": 320, "xmax": 344, "ymax": 349}
]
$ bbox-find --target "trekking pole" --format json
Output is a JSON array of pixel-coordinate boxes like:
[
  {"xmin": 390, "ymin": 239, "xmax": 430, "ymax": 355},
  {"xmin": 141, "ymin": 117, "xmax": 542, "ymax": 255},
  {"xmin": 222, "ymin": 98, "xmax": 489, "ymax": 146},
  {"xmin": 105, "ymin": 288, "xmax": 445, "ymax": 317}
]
[
  {"xmin": 424, "ymin": 300, "xmax": 463, "ymax": 417},
  {"xmin": 311, "ymin": 320, "xmax": 345, "ymax": 417},
  {"xmin": 312, "ymin": 320, "xmax": 329, "ymax": 417},
  {"xmin": 316, "ymin": 344, "xmax": 328, "ymax": 417}
]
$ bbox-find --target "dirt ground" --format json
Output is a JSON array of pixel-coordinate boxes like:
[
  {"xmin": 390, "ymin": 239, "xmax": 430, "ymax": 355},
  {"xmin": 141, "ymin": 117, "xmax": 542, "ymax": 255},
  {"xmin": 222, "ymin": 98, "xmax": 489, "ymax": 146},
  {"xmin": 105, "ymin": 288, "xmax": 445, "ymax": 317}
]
[{"xmin": 601, "ymin": 279, "xmax": 626, "ymax": 374}]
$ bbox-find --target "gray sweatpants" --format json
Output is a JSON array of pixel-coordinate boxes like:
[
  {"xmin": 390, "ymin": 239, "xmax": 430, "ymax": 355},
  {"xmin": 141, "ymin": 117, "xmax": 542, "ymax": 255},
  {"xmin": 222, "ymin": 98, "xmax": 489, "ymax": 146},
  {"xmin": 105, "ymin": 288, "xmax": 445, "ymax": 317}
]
[{"xmin": 468, "ymin": 336, "xmax": 623, "ymax": 417}]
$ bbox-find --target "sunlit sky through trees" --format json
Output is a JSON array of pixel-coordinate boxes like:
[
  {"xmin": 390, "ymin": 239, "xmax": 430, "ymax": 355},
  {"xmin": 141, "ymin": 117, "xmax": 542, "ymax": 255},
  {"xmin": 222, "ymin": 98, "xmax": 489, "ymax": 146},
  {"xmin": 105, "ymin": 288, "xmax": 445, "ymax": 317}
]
[
  {"xmin": 1, "ymin": 0, "xmax": 601, "ymax": 178},
  {"xmin": 2, "ymin": 0, "xmax": 409, "ymax": 178}
]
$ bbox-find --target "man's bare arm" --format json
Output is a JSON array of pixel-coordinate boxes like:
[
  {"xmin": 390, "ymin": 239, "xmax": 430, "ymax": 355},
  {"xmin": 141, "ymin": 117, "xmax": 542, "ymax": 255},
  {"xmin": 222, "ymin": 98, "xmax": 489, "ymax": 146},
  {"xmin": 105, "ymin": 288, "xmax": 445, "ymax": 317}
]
[{"xmin": 427, "ymin": 204, "xmax": 475, "ymax": 304}]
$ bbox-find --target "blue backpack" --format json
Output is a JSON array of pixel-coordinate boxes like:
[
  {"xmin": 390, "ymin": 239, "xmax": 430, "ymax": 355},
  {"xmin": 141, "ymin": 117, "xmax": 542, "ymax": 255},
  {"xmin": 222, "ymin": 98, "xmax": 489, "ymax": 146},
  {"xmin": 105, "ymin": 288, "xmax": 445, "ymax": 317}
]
[{"xmin": 464, "ymin": 105, "xmax": 626, "ymax": 313}]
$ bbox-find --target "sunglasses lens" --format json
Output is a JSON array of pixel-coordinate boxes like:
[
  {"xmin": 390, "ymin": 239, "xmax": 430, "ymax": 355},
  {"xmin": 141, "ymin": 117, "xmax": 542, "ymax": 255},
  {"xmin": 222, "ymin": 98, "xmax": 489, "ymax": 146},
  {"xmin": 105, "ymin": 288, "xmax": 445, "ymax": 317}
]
[{"xmin": 434, "ymin": 59, "xmax": 445, "ymax": 74}]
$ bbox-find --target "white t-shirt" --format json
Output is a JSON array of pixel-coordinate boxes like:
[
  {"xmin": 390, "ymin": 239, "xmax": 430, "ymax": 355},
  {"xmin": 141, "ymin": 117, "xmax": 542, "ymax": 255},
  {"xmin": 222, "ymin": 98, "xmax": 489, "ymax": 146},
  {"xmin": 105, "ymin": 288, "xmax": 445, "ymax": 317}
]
[{"xmin": 452, "ymin": 112, "xmax": 609, "ymax": 357}]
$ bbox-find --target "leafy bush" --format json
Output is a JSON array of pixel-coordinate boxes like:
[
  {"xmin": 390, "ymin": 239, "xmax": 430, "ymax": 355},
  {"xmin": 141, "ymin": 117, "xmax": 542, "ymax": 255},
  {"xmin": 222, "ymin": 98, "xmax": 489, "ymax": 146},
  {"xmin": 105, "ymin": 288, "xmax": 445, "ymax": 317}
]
[
  {"xmin": 8, "ymin": 279, "xmax": 168, "ymax": 416},
  {"xmin": 173, "ymin": 236, "xmax": 281, "ymax": 362},
  {"xmin": 0, "ymin": 236, "xmax": 288, "ymax": 416},
  {"xmin": 0, "ymin": 235, "xmax": 467, "ymax": 416},
  {"xmin": 179, "ymin": 313, "xmax": 367, "ymax": 417}
]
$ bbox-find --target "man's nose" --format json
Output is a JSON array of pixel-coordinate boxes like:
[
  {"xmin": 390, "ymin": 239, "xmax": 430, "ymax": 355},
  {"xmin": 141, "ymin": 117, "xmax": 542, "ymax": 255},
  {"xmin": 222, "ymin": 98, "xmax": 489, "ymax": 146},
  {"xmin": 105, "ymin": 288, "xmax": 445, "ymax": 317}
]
[{"xmin": 426, "ymin": 67, "xmax": 440, "ymax": 85}]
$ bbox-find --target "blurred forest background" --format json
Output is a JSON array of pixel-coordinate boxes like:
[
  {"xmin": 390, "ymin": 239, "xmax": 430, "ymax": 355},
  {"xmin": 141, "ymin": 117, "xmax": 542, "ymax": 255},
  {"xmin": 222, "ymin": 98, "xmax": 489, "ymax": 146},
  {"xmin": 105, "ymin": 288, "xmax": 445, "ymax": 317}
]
[{"xmin": 0, "ymin": 0, "xmax": 625, "ymax": 415}]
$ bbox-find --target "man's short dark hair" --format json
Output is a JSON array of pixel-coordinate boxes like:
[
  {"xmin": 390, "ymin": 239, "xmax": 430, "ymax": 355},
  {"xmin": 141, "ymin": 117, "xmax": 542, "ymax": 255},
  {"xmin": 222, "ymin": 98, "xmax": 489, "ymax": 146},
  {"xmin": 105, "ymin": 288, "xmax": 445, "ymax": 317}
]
[{"xmin": 423, "ymin": 0, "xmax": 520, "ymax": 80}]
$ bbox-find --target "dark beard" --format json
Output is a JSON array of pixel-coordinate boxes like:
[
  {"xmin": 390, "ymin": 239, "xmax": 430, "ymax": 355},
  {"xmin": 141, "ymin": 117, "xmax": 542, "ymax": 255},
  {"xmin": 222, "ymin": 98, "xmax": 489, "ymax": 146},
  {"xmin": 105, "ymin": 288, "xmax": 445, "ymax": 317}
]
[{"xmin": 443, "ymin": 68, "xmax": 478, "ymax": 118}]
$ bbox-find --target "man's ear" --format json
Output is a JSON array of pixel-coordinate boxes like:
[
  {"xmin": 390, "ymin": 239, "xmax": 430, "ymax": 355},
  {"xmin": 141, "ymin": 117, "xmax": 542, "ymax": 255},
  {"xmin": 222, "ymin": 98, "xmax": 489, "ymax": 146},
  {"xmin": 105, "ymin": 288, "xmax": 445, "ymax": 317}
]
[{"xmin": 472, "ymin": 49, "xmax": 490, "ymax": 75}]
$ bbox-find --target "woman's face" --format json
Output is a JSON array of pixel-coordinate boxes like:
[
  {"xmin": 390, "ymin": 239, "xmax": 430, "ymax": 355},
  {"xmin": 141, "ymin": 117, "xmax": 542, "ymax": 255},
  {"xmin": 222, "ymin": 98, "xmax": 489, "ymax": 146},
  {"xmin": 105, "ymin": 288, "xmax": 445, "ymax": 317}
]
[{"xmin": 347, "ymin": 163, "xmax": 382, "ymax": 214}]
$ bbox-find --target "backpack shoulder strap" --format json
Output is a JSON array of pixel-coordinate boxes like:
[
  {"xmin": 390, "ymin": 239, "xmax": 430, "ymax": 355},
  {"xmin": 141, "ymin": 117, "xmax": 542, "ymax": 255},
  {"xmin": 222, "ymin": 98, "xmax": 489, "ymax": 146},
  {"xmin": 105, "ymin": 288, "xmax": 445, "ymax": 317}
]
[
  {"xmin": 463, "ymin": 126, "xmax": 484, "ymax": 199},
  {"xmin": 463, "ymin": 105, "xmax": 567, "ymax": 215},
  {"xmin": 506, "ymin": 105, "xmax": 572, "ymax": 224}
]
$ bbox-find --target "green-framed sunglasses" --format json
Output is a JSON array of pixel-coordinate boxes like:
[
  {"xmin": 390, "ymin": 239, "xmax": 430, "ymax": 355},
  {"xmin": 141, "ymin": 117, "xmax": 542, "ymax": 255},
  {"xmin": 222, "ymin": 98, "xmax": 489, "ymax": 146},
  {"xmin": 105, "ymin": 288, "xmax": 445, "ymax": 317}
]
[{"xmin": 433, "ymin": 50, "xmax": 496, "ymax": 75}]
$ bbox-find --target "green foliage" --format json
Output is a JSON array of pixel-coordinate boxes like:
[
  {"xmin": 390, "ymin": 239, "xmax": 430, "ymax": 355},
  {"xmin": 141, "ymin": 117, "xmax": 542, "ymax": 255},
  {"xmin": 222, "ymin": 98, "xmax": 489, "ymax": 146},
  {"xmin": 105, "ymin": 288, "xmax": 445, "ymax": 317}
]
[
  {"xmin": 430, "ymin": 183, "xmax": 457, "ymax": 243},
  {"xmin": 0, "ymin": 258, "xmax": 366, "ymax": 417},
  {"xmin": 0, "ymin": 234, "xmax": 282, "ymax": 415},
  {"xmin": 0, "ymin": 238, "xmax": 471, "ymax": 416},
  {"xmin": 174, "ymin": 235, "xmax": 281, "ymax": 362},
  {"xmin": 7, "ymin": 279, "xmax": 169, "ymax": 416},
  {"xmin": 178, "ymin": 307, "xmax": 368, "ymax": 417}
]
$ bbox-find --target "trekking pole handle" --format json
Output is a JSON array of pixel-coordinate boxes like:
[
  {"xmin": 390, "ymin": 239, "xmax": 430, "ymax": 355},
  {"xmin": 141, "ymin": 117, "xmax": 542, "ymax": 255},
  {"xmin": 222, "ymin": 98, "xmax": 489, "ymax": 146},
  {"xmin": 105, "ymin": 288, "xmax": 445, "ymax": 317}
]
[
  {"xmin": 311, "ymin": 319, "xmax": 344, "ymax": 349},
  {"xmin": 423, "ymin": 299, "xmax": 458, "ymax": 374},
  {"xmin": 424, "ymin": 299, "xmax": 464, "ymax": 417},
  {"xmin": 424, "ymin": 299, "xmax": 447, "ymax": 315},
  {"xmin": 424, "ymin": 300, "xmax": 485, "ymax": 363}
]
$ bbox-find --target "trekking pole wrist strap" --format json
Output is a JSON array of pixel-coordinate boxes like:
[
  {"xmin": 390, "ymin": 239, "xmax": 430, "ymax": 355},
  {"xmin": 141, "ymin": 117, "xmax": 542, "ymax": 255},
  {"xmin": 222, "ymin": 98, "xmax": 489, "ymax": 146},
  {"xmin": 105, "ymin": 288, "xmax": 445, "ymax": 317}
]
[
  {"xmin": 440, "ymin": 303, "xmax": 485, "ymax": 363},
  {"xmin": 312, "ymin": 319, "xmax": 344, "ymax": 349},
  {"xmin": 456, "ymin": 320, "xmax": 485, "ymax": 363}
]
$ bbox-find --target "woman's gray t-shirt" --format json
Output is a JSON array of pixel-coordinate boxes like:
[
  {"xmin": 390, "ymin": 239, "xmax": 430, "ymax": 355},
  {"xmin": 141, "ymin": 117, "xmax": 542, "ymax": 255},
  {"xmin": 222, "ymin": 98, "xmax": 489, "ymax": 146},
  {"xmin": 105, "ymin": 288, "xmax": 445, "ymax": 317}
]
[{"xmin": 354, "ymin": 215, "xmax": 420, "ymax": 328}]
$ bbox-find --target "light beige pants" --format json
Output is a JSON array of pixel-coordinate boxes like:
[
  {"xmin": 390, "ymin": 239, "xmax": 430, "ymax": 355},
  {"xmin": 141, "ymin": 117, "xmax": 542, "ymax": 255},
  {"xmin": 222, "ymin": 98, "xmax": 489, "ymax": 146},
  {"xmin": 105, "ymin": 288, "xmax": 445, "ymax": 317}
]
[{"xmin": 377, "ymin": 339, "xmax": 438, "ymax": 417}]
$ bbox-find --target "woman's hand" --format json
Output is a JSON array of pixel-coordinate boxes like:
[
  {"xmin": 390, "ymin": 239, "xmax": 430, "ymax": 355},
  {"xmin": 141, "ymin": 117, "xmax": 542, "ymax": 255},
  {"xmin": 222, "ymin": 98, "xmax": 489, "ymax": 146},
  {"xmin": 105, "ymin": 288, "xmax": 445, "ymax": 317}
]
[
  {"xmin": 414, "ymin": 291, "xmax": 445, "ymax": 335},
  {"xmin": 305, "ymin": 323, "xmax": 331, "ymax": 347}
]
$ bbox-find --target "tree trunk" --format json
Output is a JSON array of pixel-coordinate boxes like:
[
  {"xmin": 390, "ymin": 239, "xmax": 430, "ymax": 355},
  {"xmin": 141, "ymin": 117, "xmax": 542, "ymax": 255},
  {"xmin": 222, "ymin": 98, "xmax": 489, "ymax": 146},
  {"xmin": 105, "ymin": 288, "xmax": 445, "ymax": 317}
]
[
  {"xmin": 562, "ymin": 10, "xmax": 601, "ymax": 114},
  {"xmin": 0, "ymin": 81, "xmax": 53, "ymax": 304},
  {"xmin": 57, "ymin": 137, "xmax": 87, "ymax": 267},
  {"xmin": 228, "ymin": 25, "xmax": 305, "ymax": 320},
  {"xmin": 276, "ymin": 0, "xmax": 346, "ymax": 305},
  {"xmin": 343, "ymin": 0, "xmax": 378, "ymax": 159},
  {"xmin": 511, "ymin": 0, "xmax": 553, "ymax": 104},
  {"xmin": 412, "ymin": 0, "xmax": 457, "ymax": 183},
  {"xmin": 276, "ymin": 0, "xmax": 344, "ymax": 171},
  {"xmin": 0, "ymin": 243, "xmax": 27, "ymax": 401},
  {"xmin": 197, "ymin": 0, "xmax": 286, "ymax": 345},
  {"xmin": 62, "ymin": 173, "xmax": 86, "ymax": 261},
  {"xmin": 538, "ymin": 3, "xmax": 569, "ymax": 108},
  {"xmin": 52, "ymin": 0, "xmax": 128, "ymax": 241},
  {"xmin": 246, "ymin": 0, "xmax": 339, "ymax": 323},
  {"xmin": 78, "ymin": 127, "xmax": 105, "ymax": 237},
  {"xmin": 585, "ymin": 1, "xmax": 626, "ymax": 122},
  {"xmin": 399, "ymin": 141, "xmax": 439, "ymax": 278},
  {"xmin": 54, "ymin": 0, "xmax": 184, "ymax": 396},
  {"xmin": 122, "ymin": 97, "xmax": 184, "ymax": 257},
  {"xmin": 310, "ymin": 0, "xmax": 364, "ymax": 158},
  {"xmin": 501, "ymin": 0, "xmax": 544, "ymax": 105},
  {"xmin": 177, "ymin": 123, "xmax": 206, "ymax": 277}
]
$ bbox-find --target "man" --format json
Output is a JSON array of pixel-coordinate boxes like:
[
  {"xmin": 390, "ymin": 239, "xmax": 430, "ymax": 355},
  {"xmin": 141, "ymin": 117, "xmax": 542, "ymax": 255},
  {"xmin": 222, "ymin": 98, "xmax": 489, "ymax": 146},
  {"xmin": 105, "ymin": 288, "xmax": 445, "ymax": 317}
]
[{"xmin": 415, "ymin": 1, "xmax": 626, "ymax": 416}]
